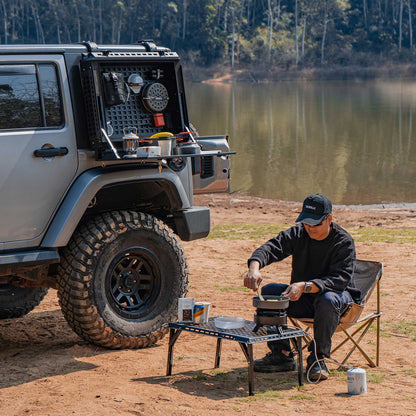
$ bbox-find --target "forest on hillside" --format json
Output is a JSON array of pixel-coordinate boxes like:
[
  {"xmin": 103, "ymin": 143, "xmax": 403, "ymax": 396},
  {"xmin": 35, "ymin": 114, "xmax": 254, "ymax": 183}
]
[{"xmin": 1, "ymin": 0, "xmax": 416, "ymax": 69}]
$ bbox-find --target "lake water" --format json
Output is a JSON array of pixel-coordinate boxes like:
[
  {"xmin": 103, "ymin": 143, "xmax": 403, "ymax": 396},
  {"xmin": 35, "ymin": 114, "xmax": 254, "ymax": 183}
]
[{"xmin": 186, "ymin": 80, "xmax": 416, "ymax": 205}]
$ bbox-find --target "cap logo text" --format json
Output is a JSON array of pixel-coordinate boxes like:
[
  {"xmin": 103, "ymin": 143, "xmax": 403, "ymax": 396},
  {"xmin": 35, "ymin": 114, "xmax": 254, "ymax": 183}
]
[{"xmin": 305, "ymin": 205, "xmax": 316, "ymax": 210}]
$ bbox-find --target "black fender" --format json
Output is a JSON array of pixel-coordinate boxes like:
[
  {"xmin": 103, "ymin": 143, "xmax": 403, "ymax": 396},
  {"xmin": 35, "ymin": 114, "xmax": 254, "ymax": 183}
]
[{"xmin": 41, "ymin": 167, "xmax": 193, "ymax": 247}]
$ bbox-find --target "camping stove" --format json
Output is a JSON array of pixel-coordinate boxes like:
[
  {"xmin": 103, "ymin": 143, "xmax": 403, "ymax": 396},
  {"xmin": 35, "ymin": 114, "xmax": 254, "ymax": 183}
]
[{"xmin": 252, "ymin": 295, "xmax": 289, "ymax": 332}]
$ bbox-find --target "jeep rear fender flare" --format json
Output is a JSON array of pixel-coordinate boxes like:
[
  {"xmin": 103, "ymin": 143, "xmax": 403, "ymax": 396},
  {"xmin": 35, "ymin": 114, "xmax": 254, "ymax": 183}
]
[{"xmin": 41, "ymin": 167, "xmax": 191, "ymax": 248}]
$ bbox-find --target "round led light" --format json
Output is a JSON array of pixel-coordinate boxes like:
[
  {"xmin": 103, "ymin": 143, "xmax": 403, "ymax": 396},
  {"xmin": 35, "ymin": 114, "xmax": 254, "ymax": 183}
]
[{"xmin": 127, "ymin": 74, "xmax": 144, "ymax": 94}]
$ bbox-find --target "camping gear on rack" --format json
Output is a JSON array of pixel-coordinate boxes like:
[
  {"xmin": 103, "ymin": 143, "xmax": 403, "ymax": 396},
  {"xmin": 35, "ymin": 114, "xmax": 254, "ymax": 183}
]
[
  {"xmin": 122, "ymin": 127, "xmax": 140, "ymax": 154},
  {"xmin": 79, "ymin": 52, "xmax": 186, "ymax": 160},
  {"xmin": 153, "ymin": 113, "xmax": 165, "ymax": 127},
  {"xmin": 102, "ymin": 72, "xmax": 128, "ymax": 106},
  {"xmin": 150, "ymin": 132, "xmax": 175, "ymax": 156},
  {"xmin": 142, "ymin": 82, "xmax": 169, "ymax": 112},
  {"xmin": 136, "ymin": 146, "xmax": 161, "ymax": 158},
  {"xmin": 127, "ymin": 74, "xmax": 144, "ymax": 94}
]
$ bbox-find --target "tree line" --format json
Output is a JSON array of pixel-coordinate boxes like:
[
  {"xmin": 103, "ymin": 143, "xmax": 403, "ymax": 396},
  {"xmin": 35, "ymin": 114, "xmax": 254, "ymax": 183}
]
[{"xmin": 1, "ymin": 0, "xmax": 415, "ymax": 68}]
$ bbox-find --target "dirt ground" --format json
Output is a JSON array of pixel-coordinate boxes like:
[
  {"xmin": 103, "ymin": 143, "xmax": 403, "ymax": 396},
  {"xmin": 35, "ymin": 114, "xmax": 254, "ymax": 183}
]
[{"xmin": 1, "ymin": 193, "xmax": 415, "ymax": 416}]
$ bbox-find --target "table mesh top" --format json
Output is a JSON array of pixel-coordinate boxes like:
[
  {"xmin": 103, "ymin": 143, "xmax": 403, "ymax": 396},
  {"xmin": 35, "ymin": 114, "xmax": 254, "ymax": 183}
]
[{"xmin": 168, "ymin": 317, "xmax": 305, "ymax": 344}]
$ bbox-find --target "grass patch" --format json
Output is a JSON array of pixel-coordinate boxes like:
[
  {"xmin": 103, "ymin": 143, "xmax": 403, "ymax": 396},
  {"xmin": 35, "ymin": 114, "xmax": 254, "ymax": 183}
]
[
  {"xmin": 208, "ymin": 223, "xmax": 416, "ymax": 244},
  {"xmin": 192, "ymin": 372, "xmax": 208, "ymax": 381},
  {"xmin": 366, "ymin": 369, "xmax": 386, "ymax": 383},
  {"xmin": 236, "ymin": 390, "xmax": 283, "ymax": 403},
  {"xmin": 208, "ymin": 223, "xmax": 289, "ymax": 240},
  {"xmin": 209, "ymin": 369, "xmax": 229, "ymax": 379},
  {"xmin": 254, "ymin": 389, "xmax": 283, "ymax": 401},
  {"xmin": 402, "ymin": 368, "xmax": 416, "ymax": 378},
  {"xmin": 331, "ymin": 369, "xmax": 348, "ymax": 381},
  {"xmin": 289, "ymin": 393, "xmax": 315, "ymax": 401},
  {"xmin": 237, "ymin": 373, "xmax": 248, "ymax": 382},
  {"xmin": 394, "ymin": 320, "xmax": 416, "ymax": 340},
  {"xmin": 331, "ymin": 368, "xmax": 386, "ymax": 384},
  {"xmin": 214, "ymin": 285, "xmax": 251, "ymax": 293},
  {"xmin": 383, "ymin": 320, "xmax": 416, "ymax": 341},
  {"xmin": 368, "ymin": 321, "xmax": 390, "ymax": 338},
  {"xmin": 348, "ymin": 227, "xmax": 416, "ymax": 244}
]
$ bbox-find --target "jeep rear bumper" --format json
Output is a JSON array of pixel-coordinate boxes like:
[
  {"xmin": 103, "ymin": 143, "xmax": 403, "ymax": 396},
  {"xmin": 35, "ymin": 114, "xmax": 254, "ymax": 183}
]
[{"xmin": 173, "ymin": 206, "xmax": 210, "ymax": 241}]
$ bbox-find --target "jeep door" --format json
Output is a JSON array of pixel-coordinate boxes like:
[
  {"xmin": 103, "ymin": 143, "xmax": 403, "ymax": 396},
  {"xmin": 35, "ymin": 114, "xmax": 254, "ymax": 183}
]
[{"xmin": 0, "ymin": 55, "xmax": 78, "ymax": 249}]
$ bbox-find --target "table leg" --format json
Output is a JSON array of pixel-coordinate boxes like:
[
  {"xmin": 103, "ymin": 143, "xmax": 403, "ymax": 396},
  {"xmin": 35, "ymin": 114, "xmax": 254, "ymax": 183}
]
[
  {"xmin": 166, "ymin": 328, "xmax": 182, "ymax": 376},
  {"xmin": 296, "ymin": 336, "xmax": 304, "ymax": 386},
  {"xmin": 239, "ymin": 343, "xmax": 255, "ymax": 396},
  {"xmin": 215, "ymin": 338, "xmax": 222, "ymax": 368}
]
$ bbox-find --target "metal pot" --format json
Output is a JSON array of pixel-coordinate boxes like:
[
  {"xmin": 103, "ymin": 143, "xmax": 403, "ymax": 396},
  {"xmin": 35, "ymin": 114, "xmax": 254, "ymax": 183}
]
[{"xmin": 252, "ymin": 295, "xmax": 289, "ymax": 310}]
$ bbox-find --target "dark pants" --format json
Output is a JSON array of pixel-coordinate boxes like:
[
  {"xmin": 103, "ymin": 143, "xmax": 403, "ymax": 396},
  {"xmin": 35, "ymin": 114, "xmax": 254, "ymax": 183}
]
[{"xmin": 262, "ymin": 283, "xmax": 353, "ymax": 358}]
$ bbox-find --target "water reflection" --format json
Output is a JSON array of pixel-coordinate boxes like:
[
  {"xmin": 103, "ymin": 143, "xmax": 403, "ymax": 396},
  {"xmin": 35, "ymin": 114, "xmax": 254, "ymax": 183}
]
[{"xmin": 186, "ymin": 80, "xmax": 416, "ymax": 204}]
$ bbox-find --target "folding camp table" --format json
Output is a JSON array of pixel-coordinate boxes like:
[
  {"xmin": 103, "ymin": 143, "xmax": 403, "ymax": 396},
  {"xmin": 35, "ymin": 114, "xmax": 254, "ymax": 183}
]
[{"xmin": 166, "ymin": 317, "xmax": 305, "ymax": 395}]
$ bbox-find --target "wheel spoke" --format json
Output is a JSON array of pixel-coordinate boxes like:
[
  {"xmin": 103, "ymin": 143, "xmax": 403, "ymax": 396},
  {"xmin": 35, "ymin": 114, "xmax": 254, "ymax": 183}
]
[
  {"xmin": 138, "ymin": 273, "xmax": 152, "ymax": 282},
  {"xmin": 114, "ymin": 264, "xmax": 125, "ymax": 275},
  {"xmin": 116, "ymin": 292, "xmax": 125, "ymax": 302},
  {"xmin": 123, "ymin": 258, "xmax": 136, "ymax": 270},
  {"xmin": 107, "ymin": 248, "xmax": 161, "ymax": 316},
  {"xmin": 138, "ymin": 282, "xmax": 151, "ymax": 291},
  {"xmin": 132, "ymin": 292, "xmax": 143, "ymax": 306},
  {"xmin": 126, "ymin": 296, "xmax": 136, "ymax": 306},
  {"xmin": 134, "ymin": 260, "xmax": 144, "ymax": 272}
]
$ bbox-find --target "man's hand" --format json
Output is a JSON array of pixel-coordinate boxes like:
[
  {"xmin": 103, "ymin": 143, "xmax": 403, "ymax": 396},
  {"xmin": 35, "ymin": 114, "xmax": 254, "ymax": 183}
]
[
  {"xmin": 244, "ymin": 261, "xmax": 263, "ymax": 291},
  {"xmin": 282, "ymin": 282, "xmax": 305, "ymax": 301}
]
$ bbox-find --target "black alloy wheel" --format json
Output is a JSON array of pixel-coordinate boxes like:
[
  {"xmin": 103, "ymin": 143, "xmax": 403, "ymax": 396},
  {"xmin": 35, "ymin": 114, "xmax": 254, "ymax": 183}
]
[{"xmin": 106, "ymin": 247, "xmax": 162, "ymax": 319}]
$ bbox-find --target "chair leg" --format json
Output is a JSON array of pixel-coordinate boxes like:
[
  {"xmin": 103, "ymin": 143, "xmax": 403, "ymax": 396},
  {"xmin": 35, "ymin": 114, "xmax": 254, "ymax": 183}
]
[
  {"xmin": 291, "ymin": 315, "xmax": 381, "ymax": 368},
  {"xmin": 332, "ymin": 319, "xmax": 374, "ymax": 354},
  {"xmin": 338, "ymin": 322, "xmax": 376, "ymax": 367},
  {"xmin": 376, "ymin": 314, "xmax": 380, "ymax": 366}
]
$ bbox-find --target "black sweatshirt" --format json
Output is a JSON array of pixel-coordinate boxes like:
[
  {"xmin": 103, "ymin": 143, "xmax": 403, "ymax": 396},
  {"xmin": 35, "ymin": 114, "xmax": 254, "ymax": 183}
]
[{"xmin": 248, "ymin": 222, "xmax": 358, "ymax": 298}]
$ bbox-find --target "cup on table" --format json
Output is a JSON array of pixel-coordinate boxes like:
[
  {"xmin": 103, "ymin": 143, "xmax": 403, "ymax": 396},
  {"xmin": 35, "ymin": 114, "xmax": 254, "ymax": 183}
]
[{"xmin": 193, "ymin": 302, "xmax": 210, "ymax": 323}]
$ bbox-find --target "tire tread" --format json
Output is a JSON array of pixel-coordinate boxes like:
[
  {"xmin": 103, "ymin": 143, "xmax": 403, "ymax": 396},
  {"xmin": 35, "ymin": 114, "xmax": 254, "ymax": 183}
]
[{"xmin": 57, "ymin": 211, "xmax": 188, "ymax": 349}]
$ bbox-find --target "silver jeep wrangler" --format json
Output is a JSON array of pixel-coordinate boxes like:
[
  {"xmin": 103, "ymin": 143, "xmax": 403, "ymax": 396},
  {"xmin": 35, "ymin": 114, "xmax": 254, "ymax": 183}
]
[{"xmin": 0, "ymin": 41, "xmax": 231, "ymax": 349}]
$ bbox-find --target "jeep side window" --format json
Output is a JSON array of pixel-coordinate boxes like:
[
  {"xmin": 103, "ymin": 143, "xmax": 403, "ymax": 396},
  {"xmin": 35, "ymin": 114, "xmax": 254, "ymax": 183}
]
[
  {"xmin": 0, "ymin": 63, "xmax": 63, "ymax": 130},
  {"xmin": 0, "ymin": 65, "xmax": 42, "ymax": 129},
  {"xmin": 38, "ymin": 64, "xmax": 64, "ymax": 127}
]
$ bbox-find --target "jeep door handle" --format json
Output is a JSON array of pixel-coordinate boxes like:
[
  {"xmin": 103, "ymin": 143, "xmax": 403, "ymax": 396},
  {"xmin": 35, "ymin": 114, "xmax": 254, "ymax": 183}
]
[{"xmin": 34, "ymin": 147, "xmax": 69, "ymax": 158}]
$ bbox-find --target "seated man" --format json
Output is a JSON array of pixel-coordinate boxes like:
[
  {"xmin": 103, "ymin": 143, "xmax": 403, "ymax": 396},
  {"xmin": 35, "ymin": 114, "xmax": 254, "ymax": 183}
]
[{"xmin": 244, "ymin": 194, "xmax": 358, "ymax": 381}]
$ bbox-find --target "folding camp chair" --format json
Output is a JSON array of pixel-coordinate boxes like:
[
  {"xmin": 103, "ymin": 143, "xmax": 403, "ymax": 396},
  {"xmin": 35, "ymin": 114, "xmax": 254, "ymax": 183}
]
[{"xmin": 289, "ymin": 259, "xmax": 383, "ymax": 368}]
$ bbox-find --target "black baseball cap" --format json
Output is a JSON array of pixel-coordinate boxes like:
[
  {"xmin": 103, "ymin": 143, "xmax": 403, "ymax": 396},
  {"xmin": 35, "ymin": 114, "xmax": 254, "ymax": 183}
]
[{"xmin": 296, "ymin": 194, "xmax": 332, "ymax": 225}]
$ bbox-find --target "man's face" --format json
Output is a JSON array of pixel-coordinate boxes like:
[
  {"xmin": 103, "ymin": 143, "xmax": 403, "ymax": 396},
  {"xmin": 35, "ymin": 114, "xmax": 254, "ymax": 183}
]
[{"xmin": 303, "ymin": 214, "xmax": 333, "ymax": 241}]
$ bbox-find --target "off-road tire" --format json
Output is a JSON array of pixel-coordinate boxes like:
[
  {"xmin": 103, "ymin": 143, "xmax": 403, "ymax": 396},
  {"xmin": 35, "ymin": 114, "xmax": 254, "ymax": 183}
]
[
  {"xmin": 57, "ymin": 211, "xmax": 189, "ymax": 349},
  {"xmin": 0, "ymin": 285, "xmax": 48, "ymax": 319}
]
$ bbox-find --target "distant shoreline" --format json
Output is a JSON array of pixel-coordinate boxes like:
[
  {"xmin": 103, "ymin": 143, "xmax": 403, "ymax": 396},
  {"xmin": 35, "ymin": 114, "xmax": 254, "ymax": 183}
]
[
  {"xmin": 195, "ymin": 193, "xmax": 416, "ymax": 215},
  {"xmin": 183, "ymin": 63, "xmax": 416, "ymax": 83}
]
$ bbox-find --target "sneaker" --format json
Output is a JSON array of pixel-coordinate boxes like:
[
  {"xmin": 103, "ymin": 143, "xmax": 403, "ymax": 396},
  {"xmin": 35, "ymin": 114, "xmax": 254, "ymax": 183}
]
[
  {"xmin": 306, "ymin": 354, "xmax": 329, "ymax": 381},
  {"xmin": 254, "ymin": 352, "xmax": 297, "ymax": 373}
]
